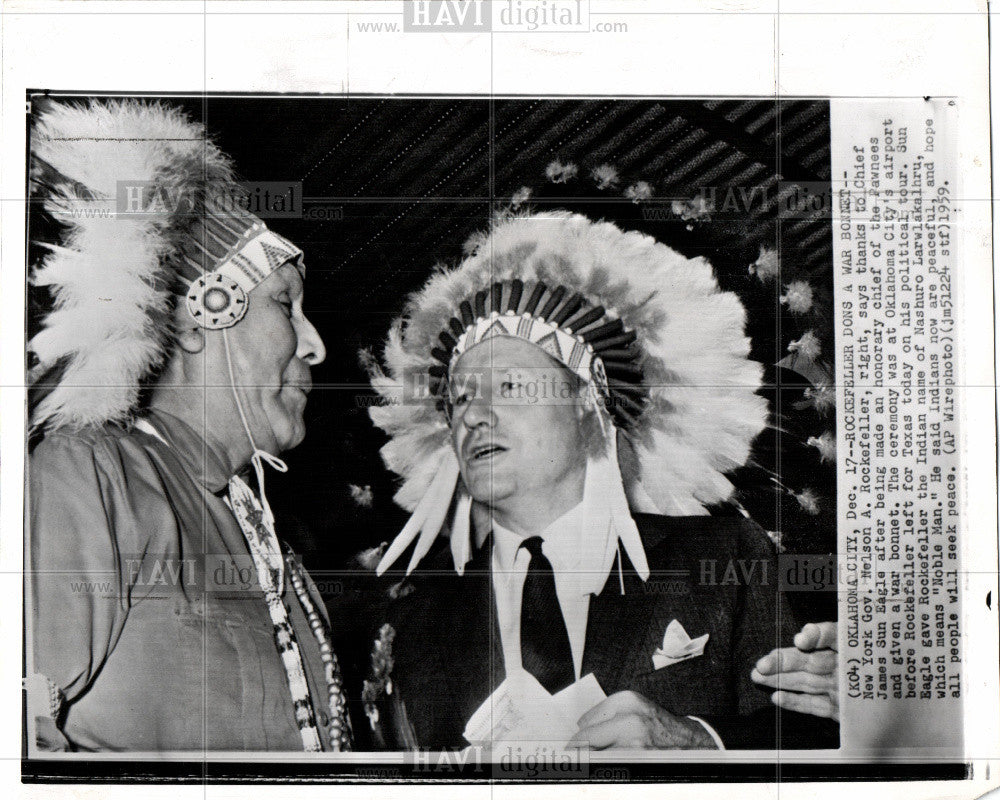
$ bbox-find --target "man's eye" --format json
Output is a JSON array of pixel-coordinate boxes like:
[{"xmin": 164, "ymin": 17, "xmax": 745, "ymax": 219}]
[
  {"xmin": 278, "ymin": 298, "xmax": 293, "ymax": 315},
  {"xmin": 500, "ymin": 381, "xmax": 521, "ymax": 394},
  {"xmin": 454, "ymin": 393, "xmax": 471, "ymax": 406}
]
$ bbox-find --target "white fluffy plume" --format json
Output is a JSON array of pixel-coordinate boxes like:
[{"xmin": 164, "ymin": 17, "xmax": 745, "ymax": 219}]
[
  {"xmin": 366, "ymin": 211, "xmax": 768, "ymax": 516},
  {"xmin": 29, "ymin": 99, "xmax": 236, "ymax": 431}
]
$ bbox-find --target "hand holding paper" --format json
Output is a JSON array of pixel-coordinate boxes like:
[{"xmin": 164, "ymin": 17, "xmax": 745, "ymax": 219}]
[
  {"xmin": 567, "ymin": 689, "xmax": 718, "ymax": 750},
  {"xmin": 463, "ymin": 672, "xmax": 607, "ymax": 749}
]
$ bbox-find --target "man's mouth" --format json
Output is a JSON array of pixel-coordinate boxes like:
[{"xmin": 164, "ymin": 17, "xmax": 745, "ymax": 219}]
[
  {"xmin": 286, "ymin": 379, "xmax": 312, "ymax": 396},
  {"xmin": 466, "ymin": 442, "xmax": 508, "ymax": 463}
]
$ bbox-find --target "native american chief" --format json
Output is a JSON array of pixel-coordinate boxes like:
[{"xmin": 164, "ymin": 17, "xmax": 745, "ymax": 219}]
[{"xmin": 26, "ymin": 100, "xmax": 351, "ymax": 752}]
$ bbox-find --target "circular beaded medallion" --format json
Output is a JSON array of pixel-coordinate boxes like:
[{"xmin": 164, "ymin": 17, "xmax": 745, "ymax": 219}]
[{"xmin": 186, "ymin": 273, "xmax": 248, "ymax": 329}]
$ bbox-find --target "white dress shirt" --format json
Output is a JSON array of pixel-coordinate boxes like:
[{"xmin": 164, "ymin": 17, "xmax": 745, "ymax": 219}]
[
  {"xmin": 491, "ymin": 500, "xmax": 614, "ymax": 680},
  {"xmin": 485, "ymin": 500, "xmax": 725, "ymax": 750}
]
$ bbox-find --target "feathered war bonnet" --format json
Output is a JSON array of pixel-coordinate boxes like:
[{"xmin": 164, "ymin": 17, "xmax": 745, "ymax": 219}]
[
  {"xmin": 28, "ymin": 99, "xmax": 304, "ymax": 433},
  {"xmin": 367, "ymin": 210, "xmax": 770, "ymax": 576}
]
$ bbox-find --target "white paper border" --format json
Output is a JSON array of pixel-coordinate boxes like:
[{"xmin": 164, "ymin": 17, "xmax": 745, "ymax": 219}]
[{"xmin": 2, "ymin": 1, "xmax": 995, "ymax": 798}]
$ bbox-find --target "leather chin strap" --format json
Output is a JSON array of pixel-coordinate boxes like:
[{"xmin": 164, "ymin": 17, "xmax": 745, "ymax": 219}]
[{"xmin": 221, "ymin": 326, "xmax": 288, "ymax": 538}]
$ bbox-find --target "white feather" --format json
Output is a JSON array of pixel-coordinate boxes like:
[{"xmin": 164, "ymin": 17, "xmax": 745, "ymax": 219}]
[{"xmin": 29, "ymin": 100, "xmax": 238, "ymax": 431}]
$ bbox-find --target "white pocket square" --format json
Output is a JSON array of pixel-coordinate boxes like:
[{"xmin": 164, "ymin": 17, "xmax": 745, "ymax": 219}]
[{"xmin": 652, "ymin": 620, "xmax": 709, "ymax": 670}]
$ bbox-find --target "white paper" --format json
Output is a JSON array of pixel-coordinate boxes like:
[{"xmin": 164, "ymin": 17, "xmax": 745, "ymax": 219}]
[{"xmin": 463, "ymin": 672, "xmax": 607, "ymax": 748}]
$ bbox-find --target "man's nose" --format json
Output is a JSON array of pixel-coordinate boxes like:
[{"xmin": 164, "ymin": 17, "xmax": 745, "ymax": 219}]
[
  {"xmin": 296, "ymin": 314, "xmax": 326, "ymax": 366},
  {"xmin": 461, "ymin": 393, "xmax": 496, "ymax": 429}
]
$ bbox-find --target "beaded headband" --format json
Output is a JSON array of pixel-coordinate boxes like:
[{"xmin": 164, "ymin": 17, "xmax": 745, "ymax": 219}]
[
  {"xmin": 430, "ymin": 279, "xmax": 648, "ymax": 431},
  {"xmin": 181, "ymin": 210, "xmax": 304, "ymax": 330}
]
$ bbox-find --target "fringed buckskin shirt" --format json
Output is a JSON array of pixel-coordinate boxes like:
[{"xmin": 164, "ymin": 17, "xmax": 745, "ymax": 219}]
[{"xmin": 28, "ymin": 409, "xmax": 334, "ymax": 752}]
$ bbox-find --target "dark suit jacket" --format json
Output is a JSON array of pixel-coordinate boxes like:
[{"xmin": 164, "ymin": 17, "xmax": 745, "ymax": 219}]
[{"xmin": 368, "ymin": 513, "xmax": 839, "ymax": 750}]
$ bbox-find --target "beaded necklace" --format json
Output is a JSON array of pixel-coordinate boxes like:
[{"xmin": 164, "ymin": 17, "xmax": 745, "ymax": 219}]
[
  {"xmin": 284, "ymin": 547, "xmax": 352, "ymax": 751},
  {"xmin": 229, "ymin": 476, "xmax": 354, "ymax": 752},
  {"xmin": 229, "ymin": 475, "xmax": 324, "ymax": 751}
]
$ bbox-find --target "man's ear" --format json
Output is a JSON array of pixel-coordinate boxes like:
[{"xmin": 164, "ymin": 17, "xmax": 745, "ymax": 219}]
[{"xmin": 173, "ymin": 303, "xmax": 205, "ymax": 354}]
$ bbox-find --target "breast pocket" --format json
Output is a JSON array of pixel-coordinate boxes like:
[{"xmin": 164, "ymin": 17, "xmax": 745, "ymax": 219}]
[{"xmin": 629, "ymin": 643, "xmax": 735, "ymax": 717}]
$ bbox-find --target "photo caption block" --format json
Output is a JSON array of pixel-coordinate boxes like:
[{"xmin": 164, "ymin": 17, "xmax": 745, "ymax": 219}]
[{"xmin": 833, "ymin": 99, "xmax": 962, "ymax": 755}]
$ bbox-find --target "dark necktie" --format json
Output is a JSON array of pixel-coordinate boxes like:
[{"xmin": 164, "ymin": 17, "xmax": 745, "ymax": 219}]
[{"xmin": 518, "ymin": 536, "xmax": 575, "ymax": 694}]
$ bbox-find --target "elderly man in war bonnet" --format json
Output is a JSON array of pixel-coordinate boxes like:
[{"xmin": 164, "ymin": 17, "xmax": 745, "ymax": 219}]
[{"xmin": 25, "ymin": 100, "xmax": 351, "ymax": 752}]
